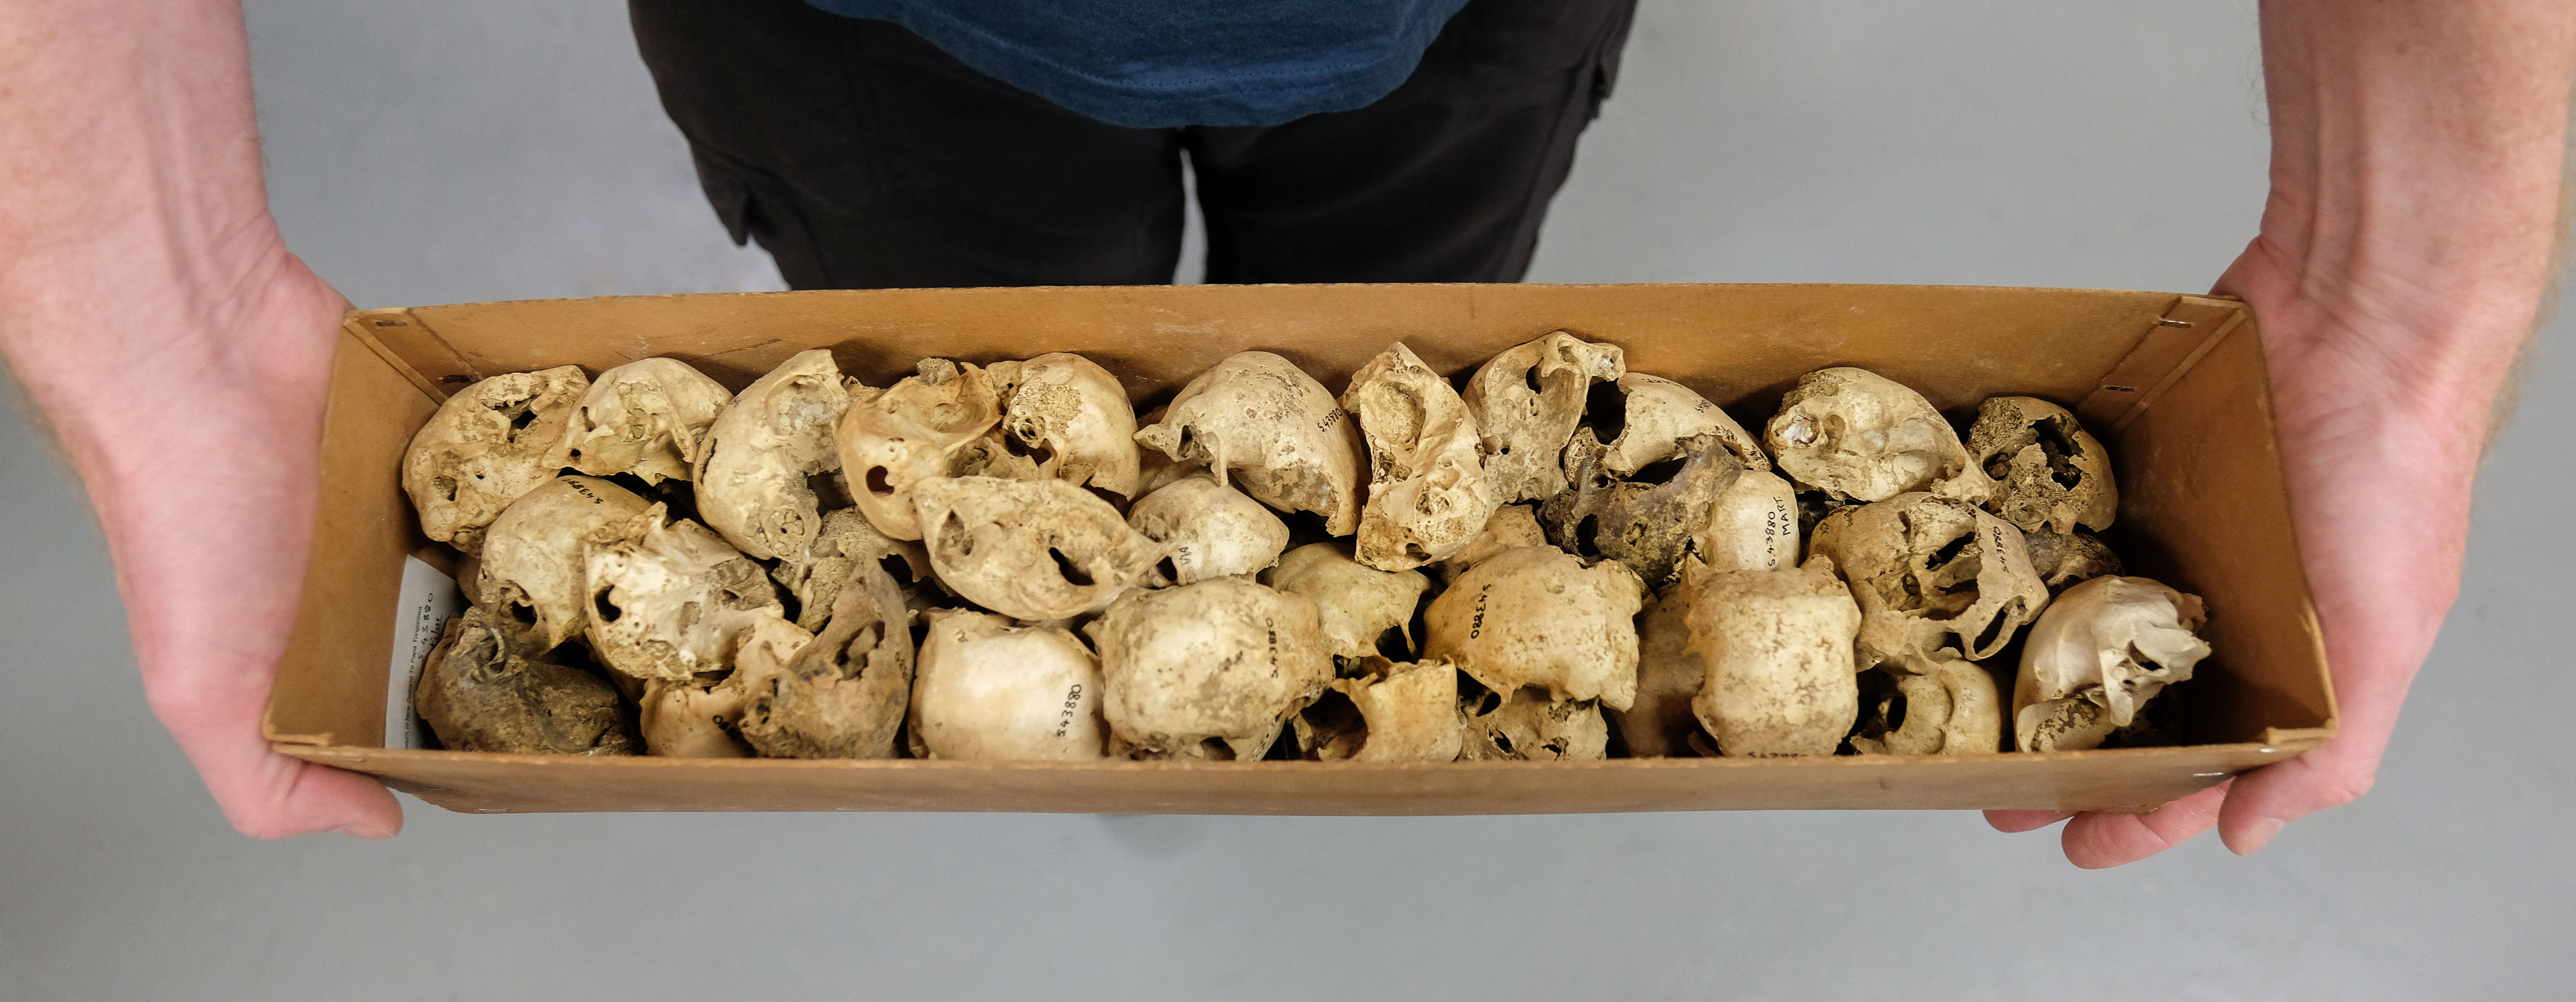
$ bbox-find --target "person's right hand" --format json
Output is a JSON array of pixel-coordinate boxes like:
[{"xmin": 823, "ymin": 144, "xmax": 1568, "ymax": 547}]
[
  {"xmin": 118, "ymin": 257, "xmax": 405, "ymax": 839},
  {"xmin": 3, "ymin": 0, "xmax": 400, "ymax": 839},
  {"xmin": 15, "ymin": 244, "xmax": 404, "ymax": 840}
]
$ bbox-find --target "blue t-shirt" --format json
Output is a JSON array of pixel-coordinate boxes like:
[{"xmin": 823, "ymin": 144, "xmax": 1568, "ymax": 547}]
[{"xmin": 803, "ymin": 0, "xmax": 1474, "ymax": 128}]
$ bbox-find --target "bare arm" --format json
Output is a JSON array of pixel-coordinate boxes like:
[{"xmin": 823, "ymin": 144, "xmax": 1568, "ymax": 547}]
[
  {"xmin": 0, "ymin": 0, "xmax": 399, "ymax": 837},
  {"xmin": 1991, "ymin": 0, "xmax": 2573, "ymax": 865}
]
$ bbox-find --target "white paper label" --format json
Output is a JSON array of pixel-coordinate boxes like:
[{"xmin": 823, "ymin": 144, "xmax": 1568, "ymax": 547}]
[{"xmin": 383, "ymin": 556, "xmax": 464, "ymax": 750}]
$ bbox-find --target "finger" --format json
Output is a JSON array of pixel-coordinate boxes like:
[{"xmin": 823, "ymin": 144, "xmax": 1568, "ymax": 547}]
[
  {"xmin": 2060, "ymin": 780, "xmax": 2229, "ymax": 869},
  {"xmin": 162, "ymin": 707, "xmax": 403, "ymax": 839},
  {"xmin": 1982, "ymin": 809, "xmax": 2075, "ymax": 833},
  {"xmin": 2218, "ymin": 734, "xmax": 2383, "ymax": 856}
]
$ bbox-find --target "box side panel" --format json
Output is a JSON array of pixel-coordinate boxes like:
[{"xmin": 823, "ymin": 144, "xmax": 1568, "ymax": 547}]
[
  {"xmin": 382, "ymin": 284, "xmax": 2183, "ymax": 412},
  {"xmin": 265, "ymin": 331, "xmax": 442, "ymax": 747},
  {"xmin": 285, "ymin": 745, "xmax": 2294, "ymax": 815},
  {"xmin": 2104, "ymin": 319, "xmax": 2336, "ymax": 742}
]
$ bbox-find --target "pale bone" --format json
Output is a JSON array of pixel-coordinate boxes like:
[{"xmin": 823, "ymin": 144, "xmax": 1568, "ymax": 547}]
[
  {"xmin": 1317, "ymin": 657, "xmax": 1463, "ymax": 762},
  {"xmin": 1612, "ymin": 587, "xmax": 1708, "ymax": 758},
  {"xmin": 1541, "ymin": 430, "xmax": 1742, "ymax": 591},
  {"xmin": 2014, "ymin": 575, "xmax": 2210, "ymax": 752},
  {"xmin": 1088, "ymin": 577, "xmax": 1333, "ymax": 760},
  {"xmin": 415, "ymin": 608, "xmax": 641, "ymax": 755},
  {"xmin": 473, "ymin": 476, "xmax": 650, "ymax": 653},
  {"xmin": 1290, "ymin": 691, "xmax": 1368, "ymax": 760},
  {"xmin": 988, "ymin": 352, "xmax": 1142, "ymax": 498},
  {"xmin": 582, "ymin": 504, "xmax": 788, "ymax": 681},
  {"xmin": 912, "ymin": 476, "xmax": 1162, "ymax": 621},
  {"xmin": 946, "ymin": 432, "xmax": 1045, "ymax": 483},
  {"xmin": 1423, "ymin": 545, "xmax": 1645, "ymax": 710},
  {"xmin": 1849, "ymin": 660, "xmax": 2002, "ymax": 755},
  {"xmin": 1966, "ymin": 396, "xmax": 2117, "ymax": 533},
  {"xmin": 1685, "ymin": 555, "xmax": 1863, "ymax": 757},
  {"xmin": 2022, "ymin": 527, "xmax": 2123, "ymax": 593},
  {"xmin": 772, "ymin": 507, "xmax": 936, "ymax": 632},
  {"xmin": 695, "ymin": 349, "xmax": 854, "ymax": 560},
  {"xmin": 1590, "ymin": 372, "xmax": 1768, "ymax": 474},
  {"xmin": 837, "ymin": 358, "xmax": 1006, "ymax": 541},
  {"xmin": 638, "ymin": 675, "xmax": 752, "ymax": 758},
  {"xmin": 1458, "ymin": 689, "xmax": 1609, "ymax": 761},
  {"xmin": 735, "ymin": 558, "xmax": 912, "ymax": 759},
  {"xmin": 1339, "ymin": 341, "xmax": 1499, "ymax": 570},
  {"xmin": 1432, "ymin": 503, "xmax": 1546, "ymax": 582},
  {"xmin": 1128, "ymin": 405, "xmax": 1203, "ymax": 495},
  {"xmin": 402, "ymin": 365, "xmax": 589, "ymax": 554},
  {"xmin": 1695, "ymin": 467, "xmax": 1801, "ymax": 574},
  {"xmin": 561, "ymin": 358, "xmax": 732, "ymax": 485},
  {"xmin": 1268, "ymin": 541, "xmax": 1430, "ymax": 661},
  {"xmin": 910, "ymin": 609, "xmax": 1107, "ymax": 761},
  {"xmin": 1808, "ymin": 492, "xmax": 2050, "ymax": 671},
  {"xmin": 1133, "ymin": 351, "xmax": 1364, "ymax": 534},
  {"xmin": 1763, "ymin": 367, "xmax": 1992, "ymax": 504},
  {"xmin": 1460, "ymin": 332, "xmax": 1625, "ymax": 504},
  {"xmin": 1125, "ymin": 474, "xmax": 1289, "ymax": 587}
]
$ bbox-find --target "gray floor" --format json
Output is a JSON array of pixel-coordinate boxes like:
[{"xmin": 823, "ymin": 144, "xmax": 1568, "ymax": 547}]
[{"xmin": 3, "ymin": 2, "xmax": 2567, "ymax": 999}]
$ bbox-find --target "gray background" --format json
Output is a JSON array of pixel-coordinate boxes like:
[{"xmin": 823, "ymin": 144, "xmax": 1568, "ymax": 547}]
[{"xmin": 3, "ymin": 1, "xmax": 2567, "ymax": 998}]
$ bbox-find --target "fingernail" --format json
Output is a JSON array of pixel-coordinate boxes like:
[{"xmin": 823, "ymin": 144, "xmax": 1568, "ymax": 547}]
[
  {"xmin": 337, "ymin": 824, "xmax": 396, "ymax": 840},
  {"xmin": 2230, "ymin": 818, "xmax": 2284, "ymax": 856}
]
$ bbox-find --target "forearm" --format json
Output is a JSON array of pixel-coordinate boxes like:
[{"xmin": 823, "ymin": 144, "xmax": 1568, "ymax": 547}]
[
  {"xmin": 2239, "ymin": 0, "xmax": 2573, "ymax": 418},
  {"xmin": 1, "ymin": 0, "xmax": 348, "ymax": 724},
  {"xmin": 0, "ymin": 0, "xmax": 327, "ymax": 451}
]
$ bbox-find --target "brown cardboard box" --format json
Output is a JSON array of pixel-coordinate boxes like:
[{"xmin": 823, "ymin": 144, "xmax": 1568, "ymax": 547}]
[{"xmin": 263, "ymin": 283, "xmax": 2334, "ymax": 815}]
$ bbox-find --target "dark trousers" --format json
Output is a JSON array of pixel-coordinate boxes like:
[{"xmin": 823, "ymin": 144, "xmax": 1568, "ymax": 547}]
[{"xmin": 629, "ymin": 0, "xmax": 1635, "ymax": 288}]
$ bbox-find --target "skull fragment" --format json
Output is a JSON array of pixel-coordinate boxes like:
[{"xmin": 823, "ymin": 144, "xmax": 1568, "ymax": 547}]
[
  {"xmin": 1684, "ymin": 556, "xmax": 1863, "ymax": 757},
  {"xmin": 402, "ymin": 365, "xmax": 589, "ymax": 553},
  {"xmin": 1339, "ymin": 342, "xmax": 1499, "ymax": 570},
  {"xmin": 1423, "ymin": 545, "xmax": 1645, "ymax": 710},
  {"xmin": 772, "ymin": 507, "xmax": 936, "ymax": 632},
  {"xmin": 1267, "ymin": 541, "xmax": 1429, "ymax": 663},
  {"xmin": 837, "ymin": 357, "xmax": 1006, "ymax": 541},
  {"xmin": 1315, "ymin": 657, "xmax": 1463, "ymax": 762},
  {"xmin": 989, "ymin": 352, "xmax": 1142, "ymax": 498},
  {"xmin": 1460, "ymin": 332, "xmax": 1625, "ymax": 504},
  {"xmin": 582, "ymin": 504, "xmax": 789, "ymax": 682},
  {"xmin": 909, "ymin": 609, "xmax": 1107, "ymax": 760},
  {"xmin": 1584, "ymin": 372, "xmax": 1768, "ymax": 475},
  {"xmin": 1695, "ymin": 467, "xmax": 1801, "ymax": 574},
  {"xmin": 735, "ymin": 557, "xmax": 911, "ymax": 759},
  {"xmin": 1541, "ymin": 431, "xmax": 1743, "ymax": 591},
  {"xmin": 1433, "ymin": 503, "xmax": 1546, "ymax": 582},
  {"xmin": 638, "ymin": 675, "xmax": 753, "ymax": 758},
  {"xmin": 1764, "ymin": 367, "xmax": 1989, "ymax": 504},
  {"xmin": 1457, "ymin": 686, "xmax": 1610, "ymax": 761},
  {"xmin": 1848, "ymin": 660, "xmax": 2002, "ymax": 755},
  {"xmin": 1613, "ymin": 586, "xmax": 1708, "ymax": 758},
  {"xmin": 473, "ymin": 476, "xmax": 650, "ymax": 653},
  {"xmin": 1125, "ymin": 473, "xmax": 1290, "ymax": 587},
  {"xmin": 2014, "ymin": 575, "xmax": 2209, "ymax": 752},
  {"xmin": 416, "ymin": 607, "xmax": 641, "ymax": 755},
  {"xmin": 1134, "ymin": 351, "xmax": 1364, "ymax": 534},
  {"xmin": 561, "ymin": 357, "xmax": 733, "ymax": 485},
  {"xmin": 1089, "ymin": 577, "xmax": 1333, "ymax": 760},
  {"xmin": 695, "ymin": 349, "xmax": 855, "ymax": 560},
  {"xmin": 912, "ymin": 476, "xmax": 1162, "ymax": 622},
  {"xmin": 1807, "ymin": 492, "xmax": 2049, "ymax": 671},
  {"xmin": 1965, "ymin": 396, "xmax": 2117, "ymax": 534}
]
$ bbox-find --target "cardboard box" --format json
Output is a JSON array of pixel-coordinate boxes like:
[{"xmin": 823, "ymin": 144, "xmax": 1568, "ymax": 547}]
[{"xmin": 264, "ymin": 283, "xmax": 2335, "ymax": 815}]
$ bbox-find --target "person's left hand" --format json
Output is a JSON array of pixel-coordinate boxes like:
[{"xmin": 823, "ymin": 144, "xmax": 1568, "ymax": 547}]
[{"xmin": 1983, "ymin": 228, "xmax": 2517, "ymax": 866}]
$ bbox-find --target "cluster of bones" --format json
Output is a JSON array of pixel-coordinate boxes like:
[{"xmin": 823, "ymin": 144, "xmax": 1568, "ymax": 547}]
[{"xmin": 402, "ymin": 335, "xmax": 2209, "ymax": 762}]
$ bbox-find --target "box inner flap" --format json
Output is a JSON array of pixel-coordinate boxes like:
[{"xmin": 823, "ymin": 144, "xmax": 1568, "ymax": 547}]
[{"xmin": 266, "ymin": 328, "xmax": 444, "ymax": 747}]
